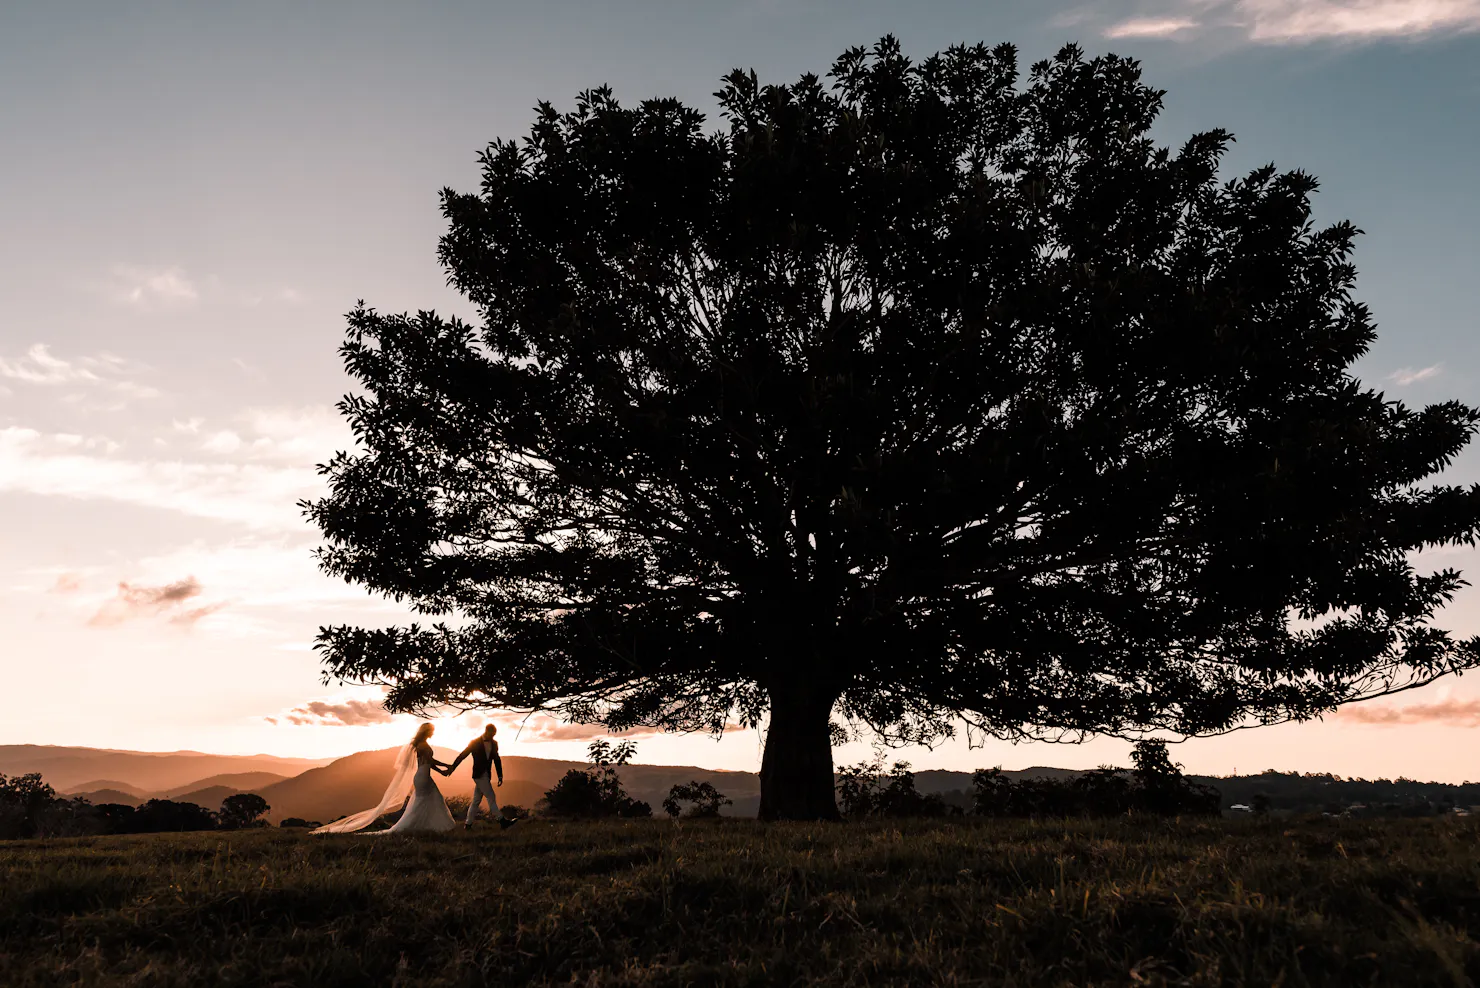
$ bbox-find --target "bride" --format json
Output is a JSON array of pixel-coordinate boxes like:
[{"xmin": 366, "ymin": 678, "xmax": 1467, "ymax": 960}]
[{"xmin": 313, "ymin": 723, "xmax": 457, "ymax": 834}]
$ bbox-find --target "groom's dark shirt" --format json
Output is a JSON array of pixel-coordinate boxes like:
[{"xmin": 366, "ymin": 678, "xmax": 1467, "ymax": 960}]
[{"xmin": 448, "ymin": 738, "xmax": 503, "ymax": 783}]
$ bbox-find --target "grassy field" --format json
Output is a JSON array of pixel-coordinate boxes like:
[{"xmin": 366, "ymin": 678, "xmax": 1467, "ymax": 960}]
[{"xmin": 3, "ymin": 816, "xmax": 1478, "ymax": 987}]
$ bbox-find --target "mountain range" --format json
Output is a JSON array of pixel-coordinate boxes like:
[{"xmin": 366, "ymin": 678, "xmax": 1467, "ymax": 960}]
[
  {"xmin": 0, "ymin": 745, "xmax": 330, "ymax": 793},
  {"xmin": 9, "ymin": 744, "xmax": 1478, "ymax": 821},
  {"xmin": 3, "ymin": 742, "xmax": 1060, "ymax": 822}
]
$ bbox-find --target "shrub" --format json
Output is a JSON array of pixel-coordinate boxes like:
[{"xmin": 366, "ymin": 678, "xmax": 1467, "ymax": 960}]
[
  {"xmin": 541, "ymin": 740, "xmax": 652, "ymax": 818},
  {"xmin": 93, "ymin": 803, "xmax": 140, "ymax": 835},
  {"xmin": 280, "ymin": 818, "xmax": 321, "ymax": 829},
  {"xmin": 836, "ymin": 760, "xmax": 955, "ymax": 819},
  {"xmin": 970, "ymin": 744, "xmax": 1221, "ymax": 819},
  {"xmin": 662, "ymin": 781, "xmax": 732, "ymax": 819},
  {"xmin": 130, "ymin": 799, "xmax": 218, "ymax": 833},
  {"xmin": 0, "ymin": 772, "xmax": 59, "ymax": 839}
]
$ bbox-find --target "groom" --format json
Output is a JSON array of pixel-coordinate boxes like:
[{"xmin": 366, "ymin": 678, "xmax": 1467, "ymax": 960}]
[{"xmin": 442, "ymin": 723, "xmax": 515, "ymax": 830}]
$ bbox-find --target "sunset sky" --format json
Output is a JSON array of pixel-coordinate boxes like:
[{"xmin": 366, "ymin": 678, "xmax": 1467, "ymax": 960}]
[{"xmin": 4, "ymin": 0, "xmax": 1479, "ymax": 781}]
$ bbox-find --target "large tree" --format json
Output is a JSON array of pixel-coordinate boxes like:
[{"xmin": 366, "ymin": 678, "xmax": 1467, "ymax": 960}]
[{"xmin": 308, "ymin": 39, "xmax": 1480, "ymax": 820}]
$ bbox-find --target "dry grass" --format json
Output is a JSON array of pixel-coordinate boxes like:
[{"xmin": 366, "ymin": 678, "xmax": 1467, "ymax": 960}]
[{"xmin": 3, "ymin": 815, "xmax": 1478, "ymax": 986}]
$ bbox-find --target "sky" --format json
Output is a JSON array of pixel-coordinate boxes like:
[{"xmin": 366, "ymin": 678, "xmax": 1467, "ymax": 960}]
[{"xmin": 3, "ymin": 0, "xmax": 1479, "ymax": 782}]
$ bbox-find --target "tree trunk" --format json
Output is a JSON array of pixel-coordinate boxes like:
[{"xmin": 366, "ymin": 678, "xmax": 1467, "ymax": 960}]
[{"xmin": 757, "ymin": 684, "xmax": 840, "ymax": 821}]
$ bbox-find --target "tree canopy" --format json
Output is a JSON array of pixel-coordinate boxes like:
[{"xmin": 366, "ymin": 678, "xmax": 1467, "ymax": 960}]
[{"xmin": 307, "ymin": 37, "xmax": 1480, "ymax": 819}]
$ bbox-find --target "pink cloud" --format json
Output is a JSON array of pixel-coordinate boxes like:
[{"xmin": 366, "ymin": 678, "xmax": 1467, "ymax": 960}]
[
  {"xmin": 88, "ymin": 576, "xmax": 220, "ymax": 627},
  {"xmin": 273, "ymin": 698, "xmax": 397, "ymax": 727},
  {"xmin": 49, "ymin": 572, "xmax": 82, "ymax": 594},
  {"xmin": 1241, "ymin": 0, "xmax": 1480, "ymax": 42},
  {"xmin": 1104, "ymin": 17, "xmax": 1200, "ymax": 37},
  {"xmin": 1334, "ymin": 698, "xmax": 1480, "ymax": 727},
  {"xmin": 513, "ymin": 717, "xmax": 747, "ymax": 742}
]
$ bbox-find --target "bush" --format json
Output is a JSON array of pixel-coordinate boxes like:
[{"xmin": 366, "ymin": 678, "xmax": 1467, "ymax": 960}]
[
  {"xmin": 93, "ymin": 803, "xmax": 140, "ymax": 835},
  {"xmin": 970, "ymin": 742, "xmax": 1221, "ymax": 818},
  {"xmin": 129, "ymin": 799, "xmax": 218, "ymax": 833},
  {"xmin": 280, "ymin": 818, "xmax": 322, "ymax": 829},
  {"xmin": 0, "ymin": 773, "xmax": 59, "ymax": 839},
  {"xmin": 501, "ymin": 804, "xmax": 531, "ymax": 821},
  {"xmin": 662, "ymin": 781, "xmax": 732, "ymax": 819},
  {"xmin": 541, "ymin": 740, "xmax": 652, "ymax": 818},
  {"xmin": 836, "ymin": 761, "xmax": 956, "ymax": 819}
]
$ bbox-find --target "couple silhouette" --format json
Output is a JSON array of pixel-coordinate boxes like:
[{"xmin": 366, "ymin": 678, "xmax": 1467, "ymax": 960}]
[{"xmin": 313, "ymin": 722, "xmax": 515, "ymax": 834}]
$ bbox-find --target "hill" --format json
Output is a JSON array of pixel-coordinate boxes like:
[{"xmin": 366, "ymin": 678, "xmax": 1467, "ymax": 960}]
[
  {"xmin": 69, "ymin": 788, "xmax": 144, "ymax": 807},
  {"xmin": 169, "ymin": 786, "xmax": 246, "ymax": 813},
  {"xmin": 0, "ymin": 745, "xmax": 330, "ymax": 793},
  {"xmin": 61, "ymin": 779, "xmax": 151, "ymax": 799},
  {"xmin": 159, "ymin": 772, "xmax": 289, "ymax": 799}
]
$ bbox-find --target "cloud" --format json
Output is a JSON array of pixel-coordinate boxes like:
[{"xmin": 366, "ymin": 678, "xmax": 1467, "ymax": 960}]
[
  {"xmin": 1389, "ymin": 364, "xmax": 1442, "ymax": 386},
  {"xmin": 1105, "ymin": 16, "xmax": 1201, "ymax": 36},
  {"xmin": 272, "ymin": 698, "xmax": 398, "ymax": 727},
  {"xmin": 512, "ymin": 716, "xmax": 747, "ymax": 742},
  {"xmin": 109, "ymin": 265, "xmax": 198, "ymax": 306},
  {"xmin": 0, "ymin": 426, "xmax": 321, "ymax": 532},
  {"xmin": 1100, "ymin": 1, "xmax": 1480, "ymax": 43},
  {"xmin": 237, "ymin": 406, "xmax": 356, "ymax": 464},
  {"xmin": 49, "ymin": 572, "xmax": 83, "ymax": 594},
  {"xmin": 88, "ymin": 576, "xmax": 227, "ymax": 627},
  {"xmin": 0, "ymin": 345, "xmax": 159, "ymax": 400},
  {"xmin": 202, "ymin": 431, "xmax": 243, "ymax": 454},
  {"xmin": 1334, "ymin": 698, "xmax": 1480, "ymax": 726},
  {"xmin": 1241, "ymin": 0, "xmax": 1480, "ymax": 41}
]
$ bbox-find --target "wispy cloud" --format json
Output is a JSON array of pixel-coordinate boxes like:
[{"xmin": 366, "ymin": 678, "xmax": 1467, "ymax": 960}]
[
  {"xmin": 1334, "ymin": 698, "xmax": 1480, "ymax": 726},
  {"xmin": 49, "ymin": 572, "xmax": 83, "ymax": 594},
  {"xmin": 1389, "ymin": 364, "xmax": 1442, "ymax": 386},
  {"xmin": 510, "ymin": 717, "xmax": 747, "ymax": 743},
  {"xmin": 1101, "ymin": 0, "xmax": 1480, "ymax": 43},
  {"xmin": 87, "ymin": 576, "xmax": 228, "ymax": 627},
  {"xmin": 268, "ymin": 697, "xmax": 398, "ymax": 727},
  {"xmin": 1105, "ymin": 16, "xmax": 1201, "ymax": 37},
  {"xmin": 0, "ymin": 426, "xmax": 320, "ymax": 532},
  {"xmin": 1242, "ymin": 0, "xmax": 1480, "ymax": 41},
  {"xmin": 0, "ymin": 344, "xmax": 159, "ymax": 400},
  {"xmin": 108, "ymin": 265, "xmax": 198, "ymax": 307}
]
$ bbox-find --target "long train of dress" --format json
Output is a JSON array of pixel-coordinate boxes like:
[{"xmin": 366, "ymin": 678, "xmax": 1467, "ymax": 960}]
[
  {"xmin": 389, "ymin": 748, "xmax": 456, "ymax": 833},
  {"xmin": 313, "ymin": 743, "xmax": 455, "ymax": 834}
]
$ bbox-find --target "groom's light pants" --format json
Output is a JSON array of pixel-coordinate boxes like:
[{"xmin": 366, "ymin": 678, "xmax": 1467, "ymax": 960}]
[{"xmin": 466, "ymin": 774, "xmax": 499, "ymax": 824}]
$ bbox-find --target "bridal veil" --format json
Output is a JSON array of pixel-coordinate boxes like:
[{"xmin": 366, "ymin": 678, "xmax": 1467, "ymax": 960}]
[{"xmin": 311, "ymin": 744, "xmax": 415, "ymax": 834}]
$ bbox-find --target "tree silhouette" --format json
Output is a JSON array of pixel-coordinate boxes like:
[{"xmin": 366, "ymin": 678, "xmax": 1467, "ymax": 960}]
[
  {"xmin": 663, "ymin": 781, "xmax": 733, "ymax": 819},
  {"xmin": 308, "ymin": 37, "xmax": 1480, "ymax": 820},
  {"xmin": 219, "ymin": 793, "xmax": 271, "ymax": 830}
]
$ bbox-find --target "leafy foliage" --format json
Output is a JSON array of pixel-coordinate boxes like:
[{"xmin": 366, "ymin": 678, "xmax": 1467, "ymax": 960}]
[
  {"xmin": 970, "ymin": 742, "xmax": 1220, "ymax": 818},
  {"xmin": 127, "ymin": 799, "xmax": 219, "ymax": 833},
  {"xmin": 219, "ymin": 793, "xmax": 271, "ymax": 830},
  {"xmin": 836, "ymin": 760, "xmax": 958, "ymax": 818},
  {"xmin": 540, "ymin": 741, "xmax": 652, "ymax": 818},
  {"xmin": 0, "ymin": 773, "xmax": 98, "ymax": 839},
  {"xmin": 662, "ymin": 781, "xmax": 733, "ymax": 819},
  {"xmin": 307, "ymin": 36, "xmax": 1480, "ymax": 819}
]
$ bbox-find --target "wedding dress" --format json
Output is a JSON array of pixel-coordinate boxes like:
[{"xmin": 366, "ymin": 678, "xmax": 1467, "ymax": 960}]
[{"xmin": 313, "ymin": 742, "xmax": 456, "ymax": 835}]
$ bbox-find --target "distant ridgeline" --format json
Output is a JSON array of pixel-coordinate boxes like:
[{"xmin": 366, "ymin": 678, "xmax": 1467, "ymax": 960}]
[
  {"xmin": 4, "ymin": 750, "xmax": 1479, "ymax": 839},
  {"xmin": 914, "ymin": 770, "xmax": 1480, "ymax": 819},
  {"xmin": 1191, "ymin": 771, "xmax": 1480, "ymax": 816}
]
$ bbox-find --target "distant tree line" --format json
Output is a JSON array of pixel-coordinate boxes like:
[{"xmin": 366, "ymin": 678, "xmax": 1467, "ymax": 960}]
[
  {"xmin": 1209, "ymin": 771, "xmax": 1480, "ymax": 818},
  {"xmin": 0, "ymin": 773, "xmax": 271, "ymax": 838},
  {"xmin": 836, "ymin": 741, "xmax": 1222, "ymax": 820}
]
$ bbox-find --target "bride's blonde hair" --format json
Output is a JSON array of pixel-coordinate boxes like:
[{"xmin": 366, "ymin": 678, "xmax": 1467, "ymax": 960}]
[{"xmin": 411, "ymin": 722, "xmax": 434, "ymax": 745}]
